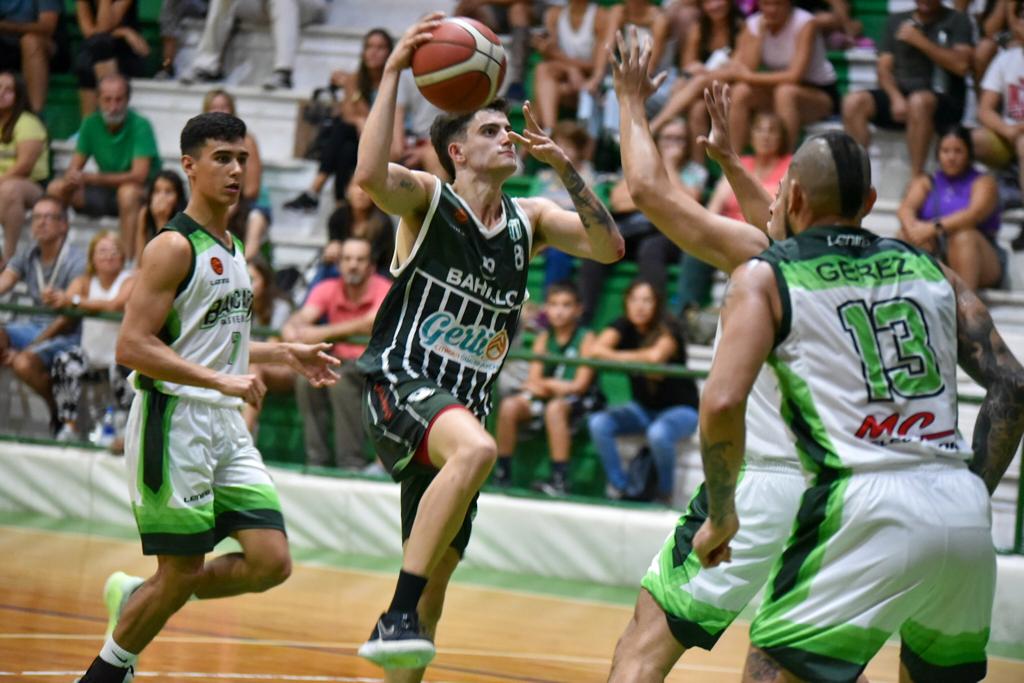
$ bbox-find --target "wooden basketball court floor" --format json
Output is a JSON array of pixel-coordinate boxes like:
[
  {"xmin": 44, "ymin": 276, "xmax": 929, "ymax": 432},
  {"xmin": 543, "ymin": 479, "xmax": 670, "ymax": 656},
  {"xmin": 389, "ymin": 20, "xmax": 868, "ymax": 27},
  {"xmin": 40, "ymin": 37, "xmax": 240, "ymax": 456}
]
[{"xmin": 2, "ymin": 519, "xmax": 1022, "ymax": 682}]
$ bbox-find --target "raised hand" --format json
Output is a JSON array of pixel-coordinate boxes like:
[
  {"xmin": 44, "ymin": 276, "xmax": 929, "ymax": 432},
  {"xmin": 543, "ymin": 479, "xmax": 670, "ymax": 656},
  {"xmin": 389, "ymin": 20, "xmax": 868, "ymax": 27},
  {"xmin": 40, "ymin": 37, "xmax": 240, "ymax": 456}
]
[
  {"xmin": 609, "ymin": 26, "xmax": 667, "ymax": 104},
  {"xmin": 697, "ymin": 80, "xmax": 735, "ymax": 166},
  {"xmin": 386, "ymin": 11, "xmax": 445, "ymax": 73},
  {"xmin": 508, "ymin": 101, "xmax": 571, "ymax": 172}
]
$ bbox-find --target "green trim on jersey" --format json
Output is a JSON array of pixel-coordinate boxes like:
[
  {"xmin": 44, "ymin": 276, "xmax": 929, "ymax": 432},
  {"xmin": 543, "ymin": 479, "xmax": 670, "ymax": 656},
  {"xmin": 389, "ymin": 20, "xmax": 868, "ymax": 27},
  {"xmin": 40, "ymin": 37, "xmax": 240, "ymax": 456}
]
[
  {"xmin": 900, "ymin": 621, "xmax": 991, "ymax": 667},
  {"xmin": 758, "ymin": 619, "xmax": 890, "ymax": 669},
  {"xmin": 213, "ymin": 484, "xmax": 282, "ymax": 516},
  {"xmin": 766, "ymin": 357, "xmax": 844, "ymax": 473}
]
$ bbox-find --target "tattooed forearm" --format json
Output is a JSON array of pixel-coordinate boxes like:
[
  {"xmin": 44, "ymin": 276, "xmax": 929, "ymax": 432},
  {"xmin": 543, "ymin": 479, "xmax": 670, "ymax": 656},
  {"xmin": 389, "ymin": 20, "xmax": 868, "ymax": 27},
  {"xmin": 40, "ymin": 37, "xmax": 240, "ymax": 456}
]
[
  {"xmin": 745, "ymin": 649, "xmax": 783, "ymax": 682},
  {"xmin": 701, "ymin": 437, "xmax": 740, "ymax": 524},
  {"xmin": 955, "ymin": 279, "xmax": 1024, "ymax": 493},
  {"xmin": 559, "ymin": 163, "xmax": 618, "ymax": 236}
]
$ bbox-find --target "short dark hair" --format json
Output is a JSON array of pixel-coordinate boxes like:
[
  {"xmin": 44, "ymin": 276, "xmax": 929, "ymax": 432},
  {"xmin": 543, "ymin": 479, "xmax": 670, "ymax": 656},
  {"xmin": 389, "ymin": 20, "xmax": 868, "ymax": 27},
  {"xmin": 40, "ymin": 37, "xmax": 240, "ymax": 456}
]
[
  {"xmin": 34, "ymin": 195, "xmax": 68, "ymax": 222},
  {"xmin": 429, "ymin": 98, "xmax": 509, "ymax": 179},
  {"xmin": 180, "ymin": 112, "xmax": 247, "ymax": 157},
  {"xmin": 546, "ymin": 281, "xmax": 580, "ymax": 302}
]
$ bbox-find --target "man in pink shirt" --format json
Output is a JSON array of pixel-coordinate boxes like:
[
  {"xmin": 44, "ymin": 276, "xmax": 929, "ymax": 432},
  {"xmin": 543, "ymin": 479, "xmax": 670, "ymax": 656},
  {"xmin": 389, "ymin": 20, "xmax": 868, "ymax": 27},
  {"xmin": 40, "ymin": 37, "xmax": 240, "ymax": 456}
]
[{"xmin": 283, "ymin": 237, "xmax": 391, "ymax": 468}]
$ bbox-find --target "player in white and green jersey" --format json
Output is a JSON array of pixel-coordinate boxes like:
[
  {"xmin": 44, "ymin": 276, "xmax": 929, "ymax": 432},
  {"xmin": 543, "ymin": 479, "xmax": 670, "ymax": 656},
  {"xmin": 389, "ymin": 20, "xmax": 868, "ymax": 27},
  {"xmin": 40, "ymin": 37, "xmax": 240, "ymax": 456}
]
[
  {"xmin": 77, "ymin": 113, "xmax": 339, "ymax": 683},
  {"xmin": 353, "ymin": 14, "xmax": 626, "ymax": 674},
  {"xmin": 607, "ymin": 36, "xmax": 1024, "ymax": 683}
]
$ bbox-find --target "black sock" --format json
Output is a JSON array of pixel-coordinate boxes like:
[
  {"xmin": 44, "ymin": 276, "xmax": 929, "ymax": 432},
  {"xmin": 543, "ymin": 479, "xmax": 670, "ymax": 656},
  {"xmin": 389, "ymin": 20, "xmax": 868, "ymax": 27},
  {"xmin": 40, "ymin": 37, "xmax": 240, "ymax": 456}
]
[
  {"xmin": 79, "ymin": 656, "xmax": 129, "ymax": 683},
  {"xmin": 552, "ymin": 461, "xmax": 568, "ymax": 481},
  {"xmin": 495, "ymin": 456, "xmax": 512, "ymax": 480},
  {"xmin": 388, "ymin": 570, "xmax": 428, "ymax": 614}
]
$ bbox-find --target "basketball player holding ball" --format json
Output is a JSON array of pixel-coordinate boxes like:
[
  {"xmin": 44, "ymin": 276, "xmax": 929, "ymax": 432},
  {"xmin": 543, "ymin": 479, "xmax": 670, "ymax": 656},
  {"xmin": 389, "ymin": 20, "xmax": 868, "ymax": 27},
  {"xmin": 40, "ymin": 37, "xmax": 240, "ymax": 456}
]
[{"xmin": 354, "ymin": 12, "xmax": 625, "ymax": 674}]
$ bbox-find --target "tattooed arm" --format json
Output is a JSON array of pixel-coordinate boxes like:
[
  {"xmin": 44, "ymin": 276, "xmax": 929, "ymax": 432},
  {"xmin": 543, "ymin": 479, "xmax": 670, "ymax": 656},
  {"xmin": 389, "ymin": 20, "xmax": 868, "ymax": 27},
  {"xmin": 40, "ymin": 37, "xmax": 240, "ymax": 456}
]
[
  {"xmin": 693, "ymin": 260, "xmax": 781, "ymax": 568},
  {"xmin": 948, "ymin": 268, "xmax": 1024, "ymax": 493}
]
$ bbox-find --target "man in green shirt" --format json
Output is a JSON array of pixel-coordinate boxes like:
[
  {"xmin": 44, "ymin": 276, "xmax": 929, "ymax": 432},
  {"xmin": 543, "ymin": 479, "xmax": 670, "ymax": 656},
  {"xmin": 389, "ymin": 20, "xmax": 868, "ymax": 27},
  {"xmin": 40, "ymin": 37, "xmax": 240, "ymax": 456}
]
[{"xmin": 48, "ymin": 73, "xmax": 159, "ymax": 261}]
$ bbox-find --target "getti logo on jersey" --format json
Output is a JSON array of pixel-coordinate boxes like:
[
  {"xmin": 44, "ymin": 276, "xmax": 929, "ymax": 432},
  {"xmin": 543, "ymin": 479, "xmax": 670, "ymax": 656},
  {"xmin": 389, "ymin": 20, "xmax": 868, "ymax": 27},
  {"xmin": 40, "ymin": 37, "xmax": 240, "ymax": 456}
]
[
  {"xmin": 200, "ymin": 288, "xmax": 254, "ymax": 328},
  {"xmin": 419, "ymin": 311, "xmax": 509, "ymax": 372}
]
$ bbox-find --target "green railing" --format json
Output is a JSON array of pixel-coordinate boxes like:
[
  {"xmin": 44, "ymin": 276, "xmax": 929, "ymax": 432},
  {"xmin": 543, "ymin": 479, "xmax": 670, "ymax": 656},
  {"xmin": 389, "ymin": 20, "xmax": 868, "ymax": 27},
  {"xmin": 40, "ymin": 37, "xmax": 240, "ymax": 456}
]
[{"xmin": 1, "ymin": 301, "xmax": 1022, "ymax": 553}]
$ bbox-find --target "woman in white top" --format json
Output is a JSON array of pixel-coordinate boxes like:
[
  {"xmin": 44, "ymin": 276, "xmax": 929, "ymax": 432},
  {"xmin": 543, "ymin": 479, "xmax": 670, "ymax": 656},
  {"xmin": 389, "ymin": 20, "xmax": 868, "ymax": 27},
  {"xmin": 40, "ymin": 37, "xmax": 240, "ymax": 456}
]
[
  {"xmin": 48, "ymin": 230, "xmax": 135, "ymax": 442},
  {"xmin": 531, "ymin": 0, "xmax": 614, "ymax": 131},
  {"xmin": 727, "ymin": 0, "xmax": 839, "ymax": 153}
]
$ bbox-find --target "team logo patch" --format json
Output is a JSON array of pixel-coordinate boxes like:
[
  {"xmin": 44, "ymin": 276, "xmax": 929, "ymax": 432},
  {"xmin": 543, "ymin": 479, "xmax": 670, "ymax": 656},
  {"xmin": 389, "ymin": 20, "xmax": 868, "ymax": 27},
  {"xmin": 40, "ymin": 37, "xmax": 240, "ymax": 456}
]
[
  {"xmin": 485, "ymin": 329, "xmax": 509, "ymax": 361},
  {"xmin": 211, "ymin": 257, "xmax": 224, "ymax": 275},
  {"xmin": 454, "ymin": 208, "xmax": 469, "ymax": 223},
  {"xmin": 408, "ymin": 387, "xmax": 437, "ymax": 404}
]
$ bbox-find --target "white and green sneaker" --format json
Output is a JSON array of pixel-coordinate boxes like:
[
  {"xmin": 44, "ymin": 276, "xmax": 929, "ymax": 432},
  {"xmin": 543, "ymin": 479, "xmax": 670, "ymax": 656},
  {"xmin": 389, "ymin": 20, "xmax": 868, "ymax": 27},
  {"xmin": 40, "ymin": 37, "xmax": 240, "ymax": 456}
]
[{"xmin": 103, "ymin": 571, "xmax": 144, "ymax": 639}]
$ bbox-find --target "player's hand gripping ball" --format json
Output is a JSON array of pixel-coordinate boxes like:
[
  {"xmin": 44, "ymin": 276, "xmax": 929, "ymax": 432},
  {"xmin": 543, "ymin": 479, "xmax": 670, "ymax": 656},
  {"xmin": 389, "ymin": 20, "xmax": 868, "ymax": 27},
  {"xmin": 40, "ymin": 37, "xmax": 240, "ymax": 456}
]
[{"xmin": 412, "ymin": 17, "xmax": 507, "ymax": 114}]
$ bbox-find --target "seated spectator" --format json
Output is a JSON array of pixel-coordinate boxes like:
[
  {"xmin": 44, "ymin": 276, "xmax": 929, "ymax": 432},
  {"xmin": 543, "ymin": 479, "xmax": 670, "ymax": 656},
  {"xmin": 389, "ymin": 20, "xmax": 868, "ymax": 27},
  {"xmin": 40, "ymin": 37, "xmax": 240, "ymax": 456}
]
[
  {"xmin": 134, "ymin": 169, "xmax": 186, "ymax": 264},
  {"xmin": 74, "ymin": 0, "xmax": 150, "ymax": 116},
  {"xmin": 532, "ymin": 120, "xmax": 596, "ymax": 288},
  {"xmin": 48, "ymin": 230, "xmax": 134, "ymax": 442},
  {"xmin": 579, "ymin": 117, "xmax": 707, "ymax": 324},
  {"xmin": 0, "ymin": 0, "xmax": 63, "ymax": 112},
  {"xmin": 181, "ymin": 0, "xmax": 327, "ymax": 90},
  {"xmin": 285, "ymin": 28, "xmax": 396, "ymax": 212},
  {"xmin": 282, "ymin": 237, "xmax": 390, "ymax": 469},
  {"xmin": 648, "ymin": 0, "xmax": 744, "ymax": 158},
  {"xmin": 47, "ymin": 74, "xmax": 159, "ymax": 261},
  {"xmin": 586, "ymin": 280, "xmax": 699, "ymax": 503},
  {"xmin": 455, "ymin": 0, "xmax": 539, "ymax": 101},
  {"xmin": 898, "ymin": 125, "xmax": 1003, "ymax": 290},
  {"xmin": 0, "ymin": 196, "xmax": 87, "ymax": 428},
  {"xmin": 0, "ymin": 71, "xmax": 49, "ymax": 268},
  {"xmin": 202, "ymin": 89, "xmax": 270, "ymax": 259},
  {"xmin": 728, "ymin": 0, "xmax": 839, "ymax": 153},
  {"xmin": 323, "ymin": 181, "xmax": 394, "ymax": 276},
  {"xmin": 531, "ymin": 0, "xmax": 613, "ymax": 132},
  {"xmin": 973, "ymin": 0, "xmax": 1023, "ymax": 207},
  {"xmin": 797, "ymin": 0, "xmax": 865, "ymax": 49},
  {"xmin": 494, "ymin": 282, "xmax": 601, "ymax": 495},
  {"xmin": 154, "ymin": 0, "xmax": 208, "ymax": 79},
  {"xmin": 842, "ymin": 0, "xmax": 973, "ymax": 178},
  {"xmin": 243, "ymin": 255, "xmax": 295, "ymax": 433},
  {"xmin": 678, "ymin": 112, "xmax": 790, "ymax": 318}
]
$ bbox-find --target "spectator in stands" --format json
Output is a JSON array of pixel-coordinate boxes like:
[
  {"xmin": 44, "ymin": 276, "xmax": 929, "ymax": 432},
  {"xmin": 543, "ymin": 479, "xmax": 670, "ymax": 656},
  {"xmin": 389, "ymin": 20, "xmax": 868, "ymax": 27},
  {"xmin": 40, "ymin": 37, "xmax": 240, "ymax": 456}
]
[
  {"xmin": 0, "ymin": 0, "xmax": 63, "ymax": 112},
  {"xmin": 0, "ymin": 196, "xmax": 87, "ymax": 429},
  {"xmin": 531, "ymin": 0, "xmax": 614, "ymax": 132},
  {"xmin": 842, "ymin": 0, "xmax": 973, "ymax": 178},
  {"xmin": 202, "ymin": 89, "xmax": 270, "ymax": 259},
  {"xmin": 586, "ymin": 280, "xmax": 699, "ymax": 503},
  {"xmin": 324, "ymin": 180, "xmax": 394, "ymax": 276},
  {"xmin": 797, "ymin": 0, "xmax": 865, "ymax": 49},
  {"xmin": 154, "ymin": 0, "xmax": 208, "ymax": 79},
  {"xmin": 74, "ymin": 0, "xmax": 150, "ymax": 116},
  {"xmin": 133, "ymin": 169, "xmax": 186, "ymax": 264},
  {"xmin": 579, "ymin": 117, "xmax": 706, "ymax": 324},
  {"xmin": 182, "ymin": 0, "xmax": 327, "ymax": 90},
  {"xmin": 243, "ymin": 255, "xmax": 295, "ymax": 433},
  {"xmin": 898, "ymin": 125, "xmax": 1004, "ymax": 291},
  {"xmin": 455, "ymin": 0, "xmax": 538, "ymax": 102},
  {"xmin": 648, "ymin": 0, "xmax": 744, "ymax": 160},
  {"xmin": 284, "ymin": 28, "xmax": 396, "ymax": 212},
  {"xmin": 47, "ymin": 74, "xmax": 158, "ymax": 266},
  {"xmin": 48, "ymin": 230, "xmax": 134, "ymax": 442},
  {"xmin": 974, "ymin": 0, "xmax": 1023, "ymax": 205},
  {"xmin": 532, "ymin": 120, "xmax": 596, "ymax": 288},
  {"xmin": 0, "ymin": 71, "xmax": 49, "ymax": 269},
  {"xmin": 678, "ymin": 111, "xmax": 790, "ymax": 320},
  {"xmin": 728, "ymin": 0, "xmax": 839, "ymax": 153},
  {"xmin": 970, "ymin": 0, "xmax": 1009, "ymax": 82},
  {"xmin": 283, "ymin": 237, "xmax": 390, "ymax": 469},
  {"xmin": 494, "ymin": 282, "xmax": 601, "ymax": 495}
]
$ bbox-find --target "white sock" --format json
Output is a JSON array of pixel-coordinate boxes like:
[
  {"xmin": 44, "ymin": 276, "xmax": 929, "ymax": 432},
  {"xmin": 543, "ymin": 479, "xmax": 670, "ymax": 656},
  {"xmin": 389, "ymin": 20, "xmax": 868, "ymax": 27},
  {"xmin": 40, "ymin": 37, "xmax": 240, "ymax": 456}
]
[{"xmin": 99, "ymin": 637, "xmax": 138, "ymax": 668}]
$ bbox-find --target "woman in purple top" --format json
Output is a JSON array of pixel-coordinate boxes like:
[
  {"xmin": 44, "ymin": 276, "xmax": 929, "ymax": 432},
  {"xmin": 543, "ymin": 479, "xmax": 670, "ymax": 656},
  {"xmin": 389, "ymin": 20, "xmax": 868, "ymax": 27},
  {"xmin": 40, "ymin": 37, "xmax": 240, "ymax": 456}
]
[{"xmin": 898, "ymin": 125, "xmax": 1003, "ymax": 290}]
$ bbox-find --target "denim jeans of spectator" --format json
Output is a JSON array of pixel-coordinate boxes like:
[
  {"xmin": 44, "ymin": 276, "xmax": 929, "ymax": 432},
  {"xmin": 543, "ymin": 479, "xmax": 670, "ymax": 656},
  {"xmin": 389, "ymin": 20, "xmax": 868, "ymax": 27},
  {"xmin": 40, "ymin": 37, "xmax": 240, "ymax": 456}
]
[{"xmin": 587, "ymin": 401, "xmax": 698, "ymax": 497}]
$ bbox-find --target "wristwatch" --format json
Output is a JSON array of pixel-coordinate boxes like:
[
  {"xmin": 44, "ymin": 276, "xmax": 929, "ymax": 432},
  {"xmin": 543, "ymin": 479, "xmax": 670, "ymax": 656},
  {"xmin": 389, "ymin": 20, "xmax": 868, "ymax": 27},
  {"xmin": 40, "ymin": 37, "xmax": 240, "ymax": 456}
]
[{"xmin": 70, "ymin": 294, "xmax": 81, "ymax": 308}]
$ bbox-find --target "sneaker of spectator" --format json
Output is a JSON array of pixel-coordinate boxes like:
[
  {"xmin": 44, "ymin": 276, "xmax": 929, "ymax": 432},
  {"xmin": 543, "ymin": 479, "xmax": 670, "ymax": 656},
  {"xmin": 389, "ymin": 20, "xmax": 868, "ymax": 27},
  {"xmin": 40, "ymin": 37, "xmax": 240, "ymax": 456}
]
[
  {"xmin": 156, "ymin": 0, "xmax": 209, "ymax": 81},
  {"xmin": 0, "ymin": 196, "xmax": 87, "ymax": 428},
  {"xmin": 74, "ymin": 0, "xmax": 151, "ymax": 116},
  {"xmin": 0, "ymin": 0, "xmax": 63, "ymax": 112},
  {"xmin": 841, "ymin": 0, "xmax": 974, "ymax": 178},
  {"xmin": 0, "ymin": 71, "xmax": 50, "ymax": 269},
  {"xmin": 727, "ymin": 0, "xmax": 840, "ymax": 154},
  {"xmin": 972, "ymin": 0, "xmax": 1023, "ymax": 207},
  {"xmin": 46, "ymin": 74, "xmax": 159, "ymax": 263},
  {"xmin": 183, "ymin": 0, "xmax": 327, "ymax": 91}
]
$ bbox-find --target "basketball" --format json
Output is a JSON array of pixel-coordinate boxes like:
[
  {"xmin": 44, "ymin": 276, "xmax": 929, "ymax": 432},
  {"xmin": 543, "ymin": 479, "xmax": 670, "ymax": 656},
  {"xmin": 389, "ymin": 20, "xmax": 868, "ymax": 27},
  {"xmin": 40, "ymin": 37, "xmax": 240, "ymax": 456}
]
[{"xmin": 411, "ymin": 17, "xmax": 507, "ymax": 115}]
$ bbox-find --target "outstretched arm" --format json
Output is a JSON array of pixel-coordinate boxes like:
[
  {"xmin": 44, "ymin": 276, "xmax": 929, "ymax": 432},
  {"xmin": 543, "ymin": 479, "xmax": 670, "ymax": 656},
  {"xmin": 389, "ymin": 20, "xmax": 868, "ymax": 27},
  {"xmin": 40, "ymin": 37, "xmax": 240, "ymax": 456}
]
[
  {"xmin": 512, "ymin": 102, "xmax": 624, "ymax": 263},
  {"xmin": 353, "ymin": 13, "xmax": 443, "ymax": 218},
  {"xmin": 949, "ymin": 268, "xmax": 1024, "ymax": 493},
  {"xmin": 611, "ymin": 29, "xmax": 768, "ymax": 274}
]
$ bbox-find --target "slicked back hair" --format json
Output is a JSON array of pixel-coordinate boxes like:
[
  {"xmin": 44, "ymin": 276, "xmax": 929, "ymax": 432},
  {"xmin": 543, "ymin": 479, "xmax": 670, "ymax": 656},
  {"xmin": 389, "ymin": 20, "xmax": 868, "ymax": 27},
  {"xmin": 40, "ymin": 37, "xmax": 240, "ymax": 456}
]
[
  {"xmin": 180, "ymin": 112, "xmax": 247, "ymax": 158},
  {"xmin": 430, "ymin": 98, "xmax": 510, "ymax": 180}
]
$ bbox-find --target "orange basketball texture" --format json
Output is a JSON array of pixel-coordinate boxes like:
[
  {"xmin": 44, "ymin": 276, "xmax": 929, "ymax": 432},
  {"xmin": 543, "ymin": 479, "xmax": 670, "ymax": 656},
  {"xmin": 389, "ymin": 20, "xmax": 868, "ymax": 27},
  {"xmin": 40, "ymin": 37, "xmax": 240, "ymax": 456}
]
[{"xmin": 411, "ymin": 17, "xmax": 507, "ymax": 114}]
